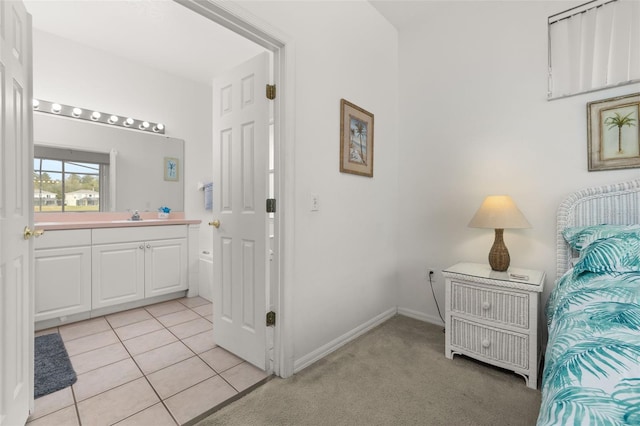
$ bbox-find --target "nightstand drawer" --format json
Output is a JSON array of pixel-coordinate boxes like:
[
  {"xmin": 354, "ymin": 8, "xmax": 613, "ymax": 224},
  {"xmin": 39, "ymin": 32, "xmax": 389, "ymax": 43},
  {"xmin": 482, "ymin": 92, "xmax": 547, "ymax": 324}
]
[
  {"xmin": 450, "ymin": 280, "xmax": 529, "ymax": 329},
  {"xmin": 450, "ymin": 317, "xmax": 529, "ymax": 369}
]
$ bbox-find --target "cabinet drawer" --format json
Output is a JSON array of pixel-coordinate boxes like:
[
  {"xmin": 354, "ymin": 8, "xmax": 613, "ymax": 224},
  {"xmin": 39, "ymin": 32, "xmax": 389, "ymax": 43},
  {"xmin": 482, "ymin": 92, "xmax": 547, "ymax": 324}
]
[
  {"xmin": 92, "ymin": 225, "xmax": 187, "ymax": 244},
  {"xmin": 450, "ymin": 280, "xmax": 529, "ymax": 329},
  {"xmin": 35, "ymin": 229, "xmax": 91, "ymax": 249},
  {"xmin": 450, "ymin": 317, "xmax": 529, "ymax": 369}
]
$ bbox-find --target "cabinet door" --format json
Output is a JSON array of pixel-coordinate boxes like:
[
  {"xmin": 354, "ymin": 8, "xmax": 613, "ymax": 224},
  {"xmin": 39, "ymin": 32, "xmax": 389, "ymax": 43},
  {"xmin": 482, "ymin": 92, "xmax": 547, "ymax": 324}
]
[
  {"xmin": 92, "ymin": 242, "xmax": 145, "ymax": 309},
  {"xmin": 34, "ymin": 246, "xmax": 92, "ymax": 321},
  {"xmin": 145, "ymin": 238, "xmax": 188, "ymax": 297}
]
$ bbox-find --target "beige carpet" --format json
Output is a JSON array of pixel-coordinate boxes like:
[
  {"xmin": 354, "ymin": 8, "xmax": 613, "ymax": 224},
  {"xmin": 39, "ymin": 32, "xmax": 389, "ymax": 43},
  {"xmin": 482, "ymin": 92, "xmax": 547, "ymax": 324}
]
[{"xmin": 196, "ymin": 315, "xmax": 541, "ymax": 426}]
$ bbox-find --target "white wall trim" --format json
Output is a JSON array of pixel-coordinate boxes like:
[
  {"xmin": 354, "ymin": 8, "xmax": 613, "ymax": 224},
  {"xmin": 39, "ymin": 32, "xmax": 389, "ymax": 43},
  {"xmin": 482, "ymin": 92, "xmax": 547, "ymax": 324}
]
[
  {"xmin": 273, "ymin": 34, "xmax": 297, "ymax": 381},
  {"xmin": 293, "ymin": 307, "xmax": 397, "ymax": 373},
  {"xmin": 397, "ymin": 307, "xmax": 444, "ymax": 327}
]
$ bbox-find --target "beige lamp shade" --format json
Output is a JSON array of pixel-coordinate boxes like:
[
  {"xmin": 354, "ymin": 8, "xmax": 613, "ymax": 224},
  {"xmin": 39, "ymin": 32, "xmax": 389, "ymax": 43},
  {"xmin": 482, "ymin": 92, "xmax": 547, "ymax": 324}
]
[
  {"xmin": 468, "ymin": 195, "xmax": 531, "ymax": 230},
  {"xmin": 468, "ymin": 195, "xmax": 530, "ymax": 272}
]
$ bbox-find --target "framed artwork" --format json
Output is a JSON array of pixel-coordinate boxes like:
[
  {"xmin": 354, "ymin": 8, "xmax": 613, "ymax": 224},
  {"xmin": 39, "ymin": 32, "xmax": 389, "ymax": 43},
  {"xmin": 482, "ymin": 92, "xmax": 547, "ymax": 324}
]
[
  {"xmin": 340, "ymin": 99, "xmax": 374, "ymax": 177},
  {"xmin": 164, "ymin": 157, "xmax": 179, "ymax": 181},
  {"xmin": 588, "ymin": 92, "xmax": 640, "ymax": 171}
]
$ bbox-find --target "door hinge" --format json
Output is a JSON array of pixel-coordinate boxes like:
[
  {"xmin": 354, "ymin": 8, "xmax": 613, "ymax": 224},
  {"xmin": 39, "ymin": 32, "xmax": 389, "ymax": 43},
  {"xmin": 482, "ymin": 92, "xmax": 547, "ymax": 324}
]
[
  {"xmin": 266, "ymin": 311, "xmax": 276, "ymax": 327},
  {"xmin": 266, "ymin": 198, "xmax": 276, "ymax": 213},
  {"xmin": 266, "ymin": 84, "xmax": 276, "ymax": 100}
]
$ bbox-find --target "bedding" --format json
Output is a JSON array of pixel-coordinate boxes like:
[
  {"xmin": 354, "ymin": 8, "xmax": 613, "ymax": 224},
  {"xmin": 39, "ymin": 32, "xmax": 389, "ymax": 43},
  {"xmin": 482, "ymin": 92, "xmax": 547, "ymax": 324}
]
[
  {"xmin": 537, "ymin": 268, "xmax": 640, "ymax": 425},
  {"xmin": 562, "ymin": 224, "xmax": 640, "ymax": 253},
  {"xmin": 542, "ymin": 180, "xmax": 640, "ymax": 425}
]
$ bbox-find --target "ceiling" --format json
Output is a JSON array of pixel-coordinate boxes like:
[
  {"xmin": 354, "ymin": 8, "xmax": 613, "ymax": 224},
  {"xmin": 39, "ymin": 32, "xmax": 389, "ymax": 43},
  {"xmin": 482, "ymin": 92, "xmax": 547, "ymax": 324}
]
[
  {"xmin": 22, "ymin": 0, "xmax": 459, "ymax": 86},
  {"xmin": 24, "ymin": 0, "xmax": 266, "ymax": 86},
  {"xmin": 369, "ymin": 0, "xmax": 436, "ymax": 30}
]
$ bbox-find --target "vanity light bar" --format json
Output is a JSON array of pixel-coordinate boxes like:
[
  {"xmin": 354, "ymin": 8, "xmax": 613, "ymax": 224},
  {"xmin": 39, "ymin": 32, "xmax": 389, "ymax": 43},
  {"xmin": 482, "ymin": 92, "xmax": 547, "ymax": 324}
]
[{"xmin": 32, "ymin": 99, "xmax": 165, "ymax": 135}]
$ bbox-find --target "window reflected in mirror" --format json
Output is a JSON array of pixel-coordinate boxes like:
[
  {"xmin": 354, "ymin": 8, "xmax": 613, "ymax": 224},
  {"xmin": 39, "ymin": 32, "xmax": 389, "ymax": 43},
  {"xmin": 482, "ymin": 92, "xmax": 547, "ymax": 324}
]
[{"xmin": 34, "ymin": 146, "xmax": 110, "ymax": 212}]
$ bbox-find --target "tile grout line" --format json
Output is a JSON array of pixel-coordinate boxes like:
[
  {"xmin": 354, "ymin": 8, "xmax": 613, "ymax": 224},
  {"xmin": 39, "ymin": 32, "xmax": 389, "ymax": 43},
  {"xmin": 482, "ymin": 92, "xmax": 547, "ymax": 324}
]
[
  {"xmin": 70, "ymin": 382, "xmax": 82, "ymax": 426},
  {"xmin": 142, "ymin": 303, "xmax": 248, "ymax": 422},
  {"xmin": 113, "ymin": 301, "xmax": 219, "ymax": 425},
  {"xmin": 72, "ymin": 311, "xmax": 154, "ymax": 425},
  {"xmin": 67, "ymin": 303, "xmax": 205, "ymax": 363},
  {"xmin": 67, "ymin": 304, "xmax": 192, "ymax": 425},
  {"xmin": 33, "ymin": 298, "xmax": 224, "ymax": 426},
  {"xmin": 177, "ymin": 303, "xmax": 254, "ymax": 393},
  {"xmin": 109, "ymin": 306, "xmax": 182, "ymax": 426}
]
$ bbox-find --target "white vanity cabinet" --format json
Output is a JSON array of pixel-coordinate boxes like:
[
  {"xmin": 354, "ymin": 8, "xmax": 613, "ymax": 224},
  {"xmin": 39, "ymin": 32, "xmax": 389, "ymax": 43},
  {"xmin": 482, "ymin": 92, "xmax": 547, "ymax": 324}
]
[
  {"xmin": 91, "ymin": 241, "xmax": 145, "ymax": 310},
  {"xmin": 92, "ymin": 225, "xmax": 188, "ymax": 310},
  {"xmin": 145, "ymin": 238, "xmax": 189, "ymax": 297},
  {"xmin": 34, "ymin": 230, "xmax": 92, "ymax": 321}
]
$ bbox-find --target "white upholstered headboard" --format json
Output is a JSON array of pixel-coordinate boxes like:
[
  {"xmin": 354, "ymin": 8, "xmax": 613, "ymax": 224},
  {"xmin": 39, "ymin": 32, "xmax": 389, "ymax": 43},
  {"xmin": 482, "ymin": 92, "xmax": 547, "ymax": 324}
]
[{"xmin": 557, "ymin": 179, "xmax": 640, "ymax": 278}]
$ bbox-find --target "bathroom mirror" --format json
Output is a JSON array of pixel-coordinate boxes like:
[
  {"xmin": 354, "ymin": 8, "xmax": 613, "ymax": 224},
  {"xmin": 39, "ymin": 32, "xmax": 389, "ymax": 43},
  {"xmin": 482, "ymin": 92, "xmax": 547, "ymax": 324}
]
[{"xmin": 34, "ymin": 112, "xmax": 184, "ymax": 213}]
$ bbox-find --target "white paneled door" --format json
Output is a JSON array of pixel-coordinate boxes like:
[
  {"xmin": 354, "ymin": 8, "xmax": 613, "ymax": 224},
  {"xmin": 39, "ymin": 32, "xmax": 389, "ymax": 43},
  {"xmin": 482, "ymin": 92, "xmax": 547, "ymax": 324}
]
[
  {"xmin": 211, "ymin": 52, "xmax": 269, "ymax": 370},
  {"xmin": 0, "ymin": 1, "xmax": 33, "ymax": 425}
]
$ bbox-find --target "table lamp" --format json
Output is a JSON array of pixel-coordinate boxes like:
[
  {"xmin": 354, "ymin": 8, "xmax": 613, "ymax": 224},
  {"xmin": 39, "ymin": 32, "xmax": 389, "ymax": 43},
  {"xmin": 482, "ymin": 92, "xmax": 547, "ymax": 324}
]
[{"xmin": 468, "ymin": 195, "xmax": 531, "ymax": 272}]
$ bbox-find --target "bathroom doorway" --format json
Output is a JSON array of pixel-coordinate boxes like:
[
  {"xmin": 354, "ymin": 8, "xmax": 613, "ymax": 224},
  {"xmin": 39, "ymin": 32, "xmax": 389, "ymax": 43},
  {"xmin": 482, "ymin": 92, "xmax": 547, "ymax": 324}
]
[{"xmin": 24, "ymin": 0, "xmax": 291, "ymax": 421}]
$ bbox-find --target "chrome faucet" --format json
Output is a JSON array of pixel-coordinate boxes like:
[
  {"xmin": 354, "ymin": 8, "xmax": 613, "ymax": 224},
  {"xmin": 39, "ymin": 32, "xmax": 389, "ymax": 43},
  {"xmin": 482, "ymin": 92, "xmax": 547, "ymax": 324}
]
[{"xmin": 131, "ymin": 210, "xmax": 141, "ymax": 221}]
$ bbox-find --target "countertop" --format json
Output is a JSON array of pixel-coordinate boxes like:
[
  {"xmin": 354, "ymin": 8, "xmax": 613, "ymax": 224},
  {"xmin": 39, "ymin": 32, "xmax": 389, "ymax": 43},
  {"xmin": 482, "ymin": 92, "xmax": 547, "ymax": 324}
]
[{"xmin": 34, "ymin": 212, "xmax": 201, "ymax": 231}]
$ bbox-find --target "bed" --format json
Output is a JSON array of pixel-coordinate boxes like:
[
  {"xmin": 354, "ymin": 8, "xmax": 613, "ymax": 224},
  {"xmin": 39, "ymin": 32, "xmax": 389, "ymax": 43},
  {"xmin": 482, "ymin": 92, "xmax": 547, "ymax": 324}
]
[{"xmin": 537, "ymin": 179, "xmax": 640, "ymax": 425}]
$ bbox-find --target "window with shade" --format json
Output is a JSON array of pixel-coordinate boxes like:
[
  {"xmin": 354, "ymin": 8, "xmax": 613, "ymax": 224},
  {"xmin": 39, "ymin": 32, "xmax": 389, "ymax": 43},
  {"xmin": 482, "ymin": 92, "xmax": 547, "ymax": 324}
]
[{"xmin": 548, "ymin": 0, "xmax": 640, "ymax": 99}]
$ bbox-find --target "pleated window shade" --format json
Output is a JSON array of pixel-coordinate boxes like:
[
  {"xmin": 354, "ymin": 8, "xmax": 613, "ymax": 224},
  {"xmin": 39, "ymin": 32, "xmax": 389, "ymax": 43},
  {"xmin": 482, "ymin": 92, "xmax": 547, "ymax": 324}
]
[{"xmin": 548, "ymin": 0, "xmax": 640, "ymax": 99}]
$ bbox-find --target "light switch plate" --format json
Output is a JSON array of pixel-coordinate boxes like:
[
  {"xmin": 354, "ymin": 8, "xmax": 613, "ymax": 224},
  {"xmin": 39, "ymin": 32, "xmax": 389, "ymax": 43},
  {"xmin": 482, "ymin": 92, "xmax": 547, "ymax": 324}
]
[{"xmin": 310, "ymin": 193, "xmax": 320, "ymax": 211}]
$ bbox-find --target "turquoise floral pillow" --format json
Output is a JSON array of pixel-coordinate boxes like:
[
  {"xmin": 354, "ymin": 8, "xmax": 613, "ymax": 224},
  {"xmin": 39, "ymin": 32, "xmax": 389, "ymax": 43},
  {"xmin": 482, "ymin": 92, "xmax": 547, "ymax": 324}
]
[
  {"xmin": 573, "ymin": 232, "xmax": 640, "ymax": 274},
  {"xmin": 563, "ymin": 224, "xmax": 640, "ymax": 252}
]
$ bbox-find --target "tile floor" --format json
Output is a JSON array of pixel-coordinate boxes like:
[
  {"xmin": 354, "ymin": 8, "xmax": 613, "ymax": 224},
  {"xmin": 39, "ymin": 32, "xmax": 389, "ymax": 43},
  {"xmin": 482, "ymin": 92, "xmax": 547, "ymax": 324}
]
[{"xmin": 28, "ymin": 297, "xmax": 269, "ymax": 426}]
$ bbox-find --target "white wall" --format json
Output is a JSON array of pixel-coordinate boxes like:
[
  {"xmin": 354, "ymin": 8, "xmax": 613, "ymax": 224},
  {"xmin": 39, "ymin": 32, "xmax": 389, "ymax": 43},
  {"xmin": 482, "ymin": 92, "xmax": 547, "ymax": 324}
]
[
  {"xmin": 239, "ymin": 1, "xmax": 399, "ymax": 366},
  {"xmin": 396, "ymin": 1, "xmax": 640, "ymax": 322},
  {"xmin": 32, "ymin": 29, "xmax": 214, "ymax": 254}
]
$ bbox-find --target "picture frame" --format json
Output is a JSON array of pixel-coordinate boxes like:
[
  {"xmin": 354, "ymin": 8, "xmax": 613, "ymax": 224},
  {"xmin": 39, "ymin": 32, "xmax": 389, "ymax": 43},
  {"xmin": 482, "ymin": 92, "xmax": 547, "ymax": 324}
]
[
  {"xmin": 588, "ymin": 92, "xmax": 640, "ymax": 171},
  {"xmin": 340, "ymin": 99, "xmax": 374, "ymax": 177},
  {"xmin": 164, "ymin": 157, "xmax": 179, "ymax": 181}
]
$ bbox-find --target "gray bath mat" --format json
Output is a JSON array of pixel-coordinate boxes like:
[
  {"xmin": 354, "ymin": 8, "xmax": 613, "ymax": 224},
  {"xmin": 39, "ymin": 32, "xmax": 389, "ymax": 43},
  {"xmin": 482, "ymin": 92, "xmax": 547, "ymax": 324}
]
[{"xmin": 34, "ymin": 333, "xmax": 77, "ymax": 398}]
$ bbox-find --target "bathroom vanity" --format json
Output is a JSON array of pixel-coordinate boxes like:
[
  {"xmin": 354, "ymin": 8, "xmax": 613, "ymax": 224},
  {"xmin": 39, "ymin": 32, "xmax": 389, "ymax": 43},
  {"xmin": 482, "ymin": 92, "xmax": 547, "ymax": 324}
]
[{"xmin": 34, "ymin": 215, "xmax": 200, "ymax": 330}]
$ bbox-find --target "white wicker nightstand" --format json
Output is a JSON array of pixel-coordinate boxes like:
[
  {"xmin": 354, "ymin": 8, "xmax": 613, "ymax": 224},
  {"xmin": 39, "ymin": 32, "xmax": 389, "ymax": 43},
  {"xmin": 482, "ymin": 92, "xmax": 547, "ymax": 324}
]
[{"xmin": 442, "ymin": 262, "xmax": 545, "ymax": 389}]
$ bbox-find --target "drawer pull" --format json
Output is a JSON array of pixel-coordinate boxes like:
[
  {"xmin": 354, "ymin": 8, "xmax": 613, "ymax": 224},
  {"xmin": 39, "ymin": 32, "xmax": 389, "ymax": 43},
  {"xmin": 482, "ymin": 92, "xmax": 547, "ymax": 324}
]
[
  {"xmin": 481, "ymin": 339, "xmax": 491, "ymax": 348},
  {"xmin": 482, "ymin": 301, "xmax": 491, "ymax": 310},
  {"xmin": 139, "ymin": 245, "xmax": 145, "ymax": 250}
]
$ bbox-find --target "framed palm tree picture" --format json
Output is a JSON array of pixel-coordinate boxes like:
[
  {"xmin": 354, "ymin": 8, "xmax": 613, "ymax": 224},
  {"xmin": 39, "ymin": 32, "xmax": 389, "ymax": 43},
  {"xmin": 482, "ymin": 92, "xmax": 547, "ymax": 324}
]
[
  {"xmin": 340, "ymin": 99, "xmax": 374, "ymax": 177},
  {"xmin": 588, "ymin": 92, "xmax": 640, "ymax": 171}
]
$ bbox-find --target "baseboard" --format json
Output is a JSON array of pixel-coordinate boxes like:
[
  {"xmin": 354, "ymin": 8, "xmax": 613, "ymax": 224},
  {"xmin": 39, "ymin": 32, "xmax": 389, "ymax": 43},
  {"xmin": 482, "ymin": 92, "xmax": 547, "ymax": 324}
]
[
  {"xmin": 34, "ymin": 291, "xmax": 187, "ymax": 331},
  {"xmin": 397, "ymin": 307, "xmax": 444, "ymax": 327},
  {"xmin": 293, "ymin": 307, "xmax": 397, "ymax": 373}
]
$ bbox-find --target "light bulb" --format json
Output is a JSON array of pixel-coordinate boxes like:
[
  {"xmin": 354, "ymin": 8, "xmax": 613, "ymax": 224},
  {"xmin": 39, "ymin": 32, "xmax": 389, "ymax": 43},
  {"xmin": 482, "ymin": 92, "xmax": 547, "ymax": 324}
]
[
  {"xmin": 124, "ymin": 118, "xmax": 134, "ymax": 127},
  {"xmin": 91, "ymin": 111, "xmax": 101, "ymax": 121},
  {"xmin": 108, "ymin": 115, "xmax": 119, "ymax": 124},
  {"xmin": 51, "ymin": 103, "xmax": 62, "ymax": 114},
  {"xmin": 32, "ymin": 99, "xmax": 40, "ymax": 110},
  {"xmin": 139, "ymin": 121, "xmax": 150, "ymax": 130},
  {"xmin": 153, "ymin": 123, "xmax": 165, "ymax": 133},
  {"xmin": 72, "ymin": 107, "xmax": 82, "ymax": 117}
]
